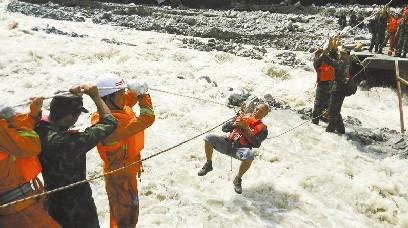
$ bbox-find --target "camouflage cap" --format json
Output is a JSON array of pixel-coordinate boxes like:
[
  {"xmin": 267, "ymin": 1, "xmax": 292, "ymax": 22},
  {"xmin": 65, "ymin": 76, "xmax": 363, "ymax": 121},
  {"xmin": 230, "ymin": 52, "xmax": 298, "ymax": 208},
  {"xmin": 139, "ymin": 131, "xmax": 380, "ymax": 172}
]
[{"xmin": 50, "ymin": 93, "xmax": 89, "ymax": 113}]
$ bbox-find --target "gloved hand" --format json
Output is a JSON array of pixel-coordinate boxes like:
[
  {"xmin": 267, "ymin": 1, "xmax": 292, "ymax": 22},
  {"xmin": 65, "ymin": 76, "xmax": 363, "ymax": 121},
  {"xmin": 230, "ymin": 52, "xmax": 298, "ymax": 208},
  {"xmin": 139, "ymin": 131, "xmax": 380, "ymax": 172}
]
[
  {"xmin": 0, "ymin": 104, "xmax": 16, "ymax": 120},
  {"xmin": 128, "ymin": 81, "xmax": 149, "ymax": 96}
]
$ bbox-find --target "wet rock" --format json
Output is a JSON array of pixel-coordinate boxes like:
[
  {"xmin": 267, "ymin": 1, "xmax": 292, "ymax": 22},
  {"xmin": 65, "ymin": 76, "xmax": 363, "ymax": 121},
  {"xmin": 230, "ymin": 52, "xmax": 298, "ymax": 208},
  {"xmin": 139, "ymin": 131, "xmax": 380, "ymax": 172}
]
[
  {"xmin": 276, "ymin": 52, "xmax": 297, "ymax": 66},
  {"xmin": 42, "ymin": 26, "xmax": 88, "ymax": 37},
  {"xmin": 6, "ymin": 0, "xmax": 366, "ymax": 55},
  {"xmin": 263, "ymin": 94, "xmax": 284, "ymax": 109},
  {"xmin": 344, "ymin": 116, "xmax": 362, "ymax": 126},
  {"xmin": 199, "ymin": 76, "xmax": 212, "ymax": 83},
  {"xmin": 101, "ymin": 38, "xmax": 137, "ymax": 46},
  {"xmin": 359, "ymin": 80, "xmax": 370, "ymax": 91},
  {"xmin": 228, "ymin": 93, "xmax": 250, "ymax": 107}
]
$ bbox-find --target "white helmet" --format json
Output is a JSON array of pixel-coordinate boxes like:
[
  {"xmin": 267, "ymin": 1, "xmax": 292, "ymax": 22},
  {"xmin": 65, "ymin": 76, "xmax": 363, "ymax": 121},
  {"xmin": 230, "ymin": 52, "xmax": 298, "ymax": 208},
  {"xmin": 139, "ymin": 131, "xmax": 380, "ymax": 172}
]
[{"xmin": 95, "ymin": 73, "xmax": 127, "ymax": 97}]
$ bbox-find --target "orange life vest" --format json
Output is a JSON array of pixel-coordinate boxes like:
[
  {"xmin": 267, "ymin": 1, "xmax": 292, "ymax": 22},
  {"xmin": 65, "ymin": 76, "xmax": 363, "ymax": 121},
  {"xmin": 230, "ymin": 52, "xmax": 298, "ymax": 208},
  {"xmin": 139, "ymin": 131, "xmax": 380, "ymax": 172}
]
[
  {"xmin": 388, "ymin": 16, "xmax": 398, "ymax": 32},
  {"xmin": 318, "ymin": 61, "xmax": 334, "ymax": 81},
  {"xmin": 228, "ymin": 114, "xmax": 266, "ymax": 146},
  {"xmin": 92, "ymin": 106, "xmax": 144, "ymax": 166},
  {"xmin": 0, "ymin": 116, "xmax": 42, "ymax": 183}
]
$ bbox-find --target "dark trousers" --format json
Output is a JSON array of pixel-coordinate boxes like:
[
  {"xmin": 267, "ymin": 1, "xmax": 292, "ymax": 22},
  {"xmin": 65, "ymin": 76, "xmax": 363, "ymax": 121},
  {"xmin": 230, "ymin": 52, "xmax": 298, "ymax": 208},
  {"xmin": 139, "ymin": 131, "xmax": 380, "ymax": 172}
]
[
  {"xmin": 327, "ymin": 91, "xmax": 345, "ymax": 132},
  {"xmin": 312, "ymin": 81, "xmax": 331, "ymax": 124},
  {"xmin": 369, "ymin": 30, "xmax": 378, "ymax": 51},
  {"xmin": 47, "ymin": 184, "xmax": 99, "ymax": 228}
]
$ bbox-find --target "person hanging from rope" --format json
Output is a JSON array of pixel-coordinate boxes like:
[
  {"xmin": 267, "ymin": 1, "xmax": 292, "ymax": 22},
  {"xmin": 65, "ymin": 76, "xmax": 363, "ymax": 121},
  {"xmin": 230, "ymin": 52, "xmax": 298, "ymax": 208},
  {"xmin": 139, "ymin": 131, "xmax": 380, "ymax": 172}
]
[
  {"xmin": 35, "ymin": 85, "xmax": 118, "ymax": 228},
  {"xmin": 320, "ymin": 35, "xmax": 351, "ymax": 134},
  {"xmin": 92, "ymin": 73, "xmax": 155, "ymax": 228},
  {"xmin": 197, "ymin": 102, "xmax": 269, "ymax": 194},
  {"xmin": 0, "ymin": 97, "xmax": 61, "ymax": 227}
]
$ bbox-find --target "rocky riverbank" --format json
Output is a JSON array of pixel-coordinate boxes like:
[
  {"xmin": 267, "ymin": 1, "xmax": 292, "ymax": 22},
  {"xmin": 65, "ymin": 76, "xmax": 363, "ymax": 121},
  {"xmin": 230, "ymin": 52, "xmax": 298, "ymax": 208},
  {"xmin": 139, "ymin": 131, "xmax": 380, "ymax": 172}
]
[{"xmin": 7, "ymin": 0, "xmax": 385, "ymax": 59}]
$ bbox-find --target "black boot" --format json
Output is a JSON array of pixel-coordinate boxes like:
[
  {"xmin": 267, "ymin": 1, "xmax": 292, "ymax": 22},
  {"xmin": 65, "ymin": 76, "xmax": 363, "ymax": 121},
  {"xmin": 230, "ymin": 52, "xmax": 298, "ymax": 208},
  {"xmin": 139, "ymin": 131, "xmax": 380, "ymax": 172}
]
[
  {"xmin": 336, "ymin": 125, "xmax": 345, "ymax": 134},
  {"xmin": 402, "ymin": 53, "xmax": 407, "ymax": 58},
  {"xmin": 198, "ymin": 161, "xmax": 213, "ymax": 176},
  {"xmin": 233, "ymin": 176, "xmax": 242, "ymax": 194}
]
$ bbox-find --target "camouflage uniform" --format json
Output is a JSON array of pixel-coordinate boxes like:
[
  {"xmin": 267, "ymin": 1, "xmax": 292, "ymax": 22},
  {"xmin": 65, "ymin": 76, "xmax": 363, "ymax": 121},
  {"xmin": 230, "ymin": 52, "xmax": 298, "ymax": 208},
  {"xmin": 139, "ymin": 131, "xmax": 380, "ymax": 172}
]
[
  {"xmin": 369, "ymin": 13, "xmax": 388, "ymax": 53},
  {"xmin": 396, "ymin": 18, "xmax": 408, "ymax": 58},
  {"xmin": 311, "ymin": 54, "xmax": 332, "ymax": 124},
  {"xmin": 321, "ymin": 54, "xmax": 350, "ymax": 133},
  {"xmin": 35, "ymin": 114, "xmax": 118, "ymax": 228}
]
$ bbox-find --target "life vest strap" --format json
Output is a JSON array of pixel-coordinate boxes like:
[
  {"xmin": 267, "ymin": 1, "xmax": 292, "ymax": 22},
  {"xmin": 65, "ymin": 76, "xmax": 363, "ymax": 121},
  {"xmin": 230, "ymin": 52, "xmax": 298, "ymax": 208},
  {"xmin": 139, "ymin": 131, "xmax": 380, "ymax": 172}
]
[
  {"xmin": 102, "ymin": 139, "xmax": 126, "ymax": 151},
  {"xmin": 0, "ymin": 181, "xmax": 34, "ymax": 205}
]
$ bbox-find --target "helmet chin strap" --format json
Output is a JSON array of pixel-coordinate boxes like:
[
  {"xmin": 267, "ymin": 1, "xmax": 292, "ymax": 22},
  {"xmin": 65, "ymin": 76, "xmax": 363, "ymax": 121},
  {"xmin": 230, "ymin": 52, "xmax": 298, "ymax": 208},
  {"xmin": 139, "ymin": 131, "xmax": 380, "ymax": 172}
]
[{"xmin": 108, "ymin": 97, "xmax": 122, "ymax": 110}]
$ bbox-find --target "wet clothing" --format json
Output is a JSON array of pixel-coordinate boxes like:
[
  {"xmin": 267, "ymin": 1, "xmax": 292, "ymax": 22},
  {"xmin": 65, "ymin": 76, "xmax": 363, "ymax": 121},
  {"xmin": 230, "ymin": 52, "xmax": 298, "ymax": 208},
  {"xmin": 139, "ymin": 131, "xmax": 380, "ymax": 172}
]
[
  {"xmin": 204, "ymin": 134, "xmax": 256, "ymax": 160},
  {"xmin": 321, "ymin": 54, "xmax": 350, "ymax": 132},
  {"xmin": 35, "ymin": 114, "xmax": 118, "ymax": 228},
  {"xmin": 0, "ymin": 113, "xmax": 60, "ymax": 227},
  {"xmin": 369, "ymin": 14, "xmax": 388, "ymax": 52},
  {"xmin": 312, "ymin": 81, "xmax": 331, "ymax": 124},
  {"xmin": 312, "ymin": 55, "xmax": 333, "ymax": 124},
  {"xmin": 205, "ymin": 115, "xmax": 268, "ymax": 160},
  {"xmin": 91, "ymin": 91, "xmax": 155, "ymax": 228}
]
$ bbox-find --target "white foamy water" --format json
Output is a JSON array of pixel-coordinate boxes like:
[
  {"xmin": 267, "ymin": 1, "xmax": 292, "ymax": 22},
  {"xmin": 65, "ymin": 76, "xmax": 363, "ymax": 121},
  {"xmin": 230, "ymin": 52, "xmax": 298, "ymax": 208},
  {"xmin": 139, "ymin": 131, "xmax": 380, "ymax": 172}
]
[{"xmin": 1, "ymin": 1, "xmax": 408, "ymax": 227}]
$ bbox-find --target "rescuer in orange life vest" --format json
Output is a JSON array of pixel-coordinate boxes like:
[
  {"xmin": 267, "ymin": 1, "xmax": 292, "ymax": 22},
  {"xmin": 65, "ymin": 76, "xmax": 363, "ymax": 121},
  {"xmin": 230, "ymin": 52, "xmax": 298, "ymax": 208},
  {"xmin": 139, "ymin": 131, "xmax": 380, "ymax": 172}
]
[
  {"xmin": 379, "ymin": 8, "xmax": 400, "ymax": 56},
  {"xmin": 197, "ymin": 102, "xmax": 269, "ymax": 194},
  {"xmin": 311, "ymin": 47, "xmax": 336, "ymax": 125},
  {"xmin": 0, "ymin": 97, "xmax": 61, "ymax": 227},
  {"xmin": 92, "ymin": 73, "xmax": 155, "ymax": 227}
]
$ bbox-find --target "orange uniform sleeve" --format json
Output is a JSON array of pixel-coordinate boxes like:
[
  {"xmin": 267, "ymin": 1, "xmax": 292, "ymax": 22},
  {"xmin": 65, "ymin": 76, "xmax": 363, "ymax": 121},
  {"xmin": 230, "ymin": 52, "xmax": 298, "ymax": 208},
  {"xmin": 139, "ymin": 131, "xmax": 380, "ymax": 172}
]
[
  {"xmin": 124, "ymin": 90, "xmax": 138, "ymax": 108},
  {"xmin": 0, "ymin": 114, "xmax": 41, "ymax": 158},
  {"xmin": 103, "ymin": 94, "xmax": 155, "ymax": 143}
]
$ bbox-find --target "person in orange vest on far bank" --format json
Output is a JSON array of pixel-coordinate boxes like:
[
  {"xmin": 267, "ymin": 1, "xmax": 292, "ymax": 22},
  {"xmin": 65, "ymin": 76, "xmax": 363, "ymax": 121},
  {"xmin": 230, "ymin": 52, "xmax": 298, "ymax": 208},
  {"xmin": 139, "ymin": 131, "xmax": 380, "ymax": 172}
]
[
  {"xmin": 0, "ymin": 97, "xmax": 61, "ymax": 227},
  {"xmin": 92, "ymin": 73, "xmax": 155, "ymax": 227},
  {"xmin": 379, "ymin": 10, "xmax": 400, "ymax": 56}
]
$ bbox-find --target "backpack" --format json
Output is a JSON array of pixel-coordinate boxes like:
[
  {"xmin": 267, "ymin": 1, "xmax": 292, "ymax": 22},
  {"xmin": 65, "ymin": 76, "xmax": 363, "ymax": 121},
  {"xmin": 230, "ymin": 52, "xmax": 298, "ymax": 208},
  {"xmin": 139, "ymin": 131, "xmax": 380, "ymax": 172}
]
[{"xmin": 344, "ymin": 79, "xmax": 357, "ymax": 96}]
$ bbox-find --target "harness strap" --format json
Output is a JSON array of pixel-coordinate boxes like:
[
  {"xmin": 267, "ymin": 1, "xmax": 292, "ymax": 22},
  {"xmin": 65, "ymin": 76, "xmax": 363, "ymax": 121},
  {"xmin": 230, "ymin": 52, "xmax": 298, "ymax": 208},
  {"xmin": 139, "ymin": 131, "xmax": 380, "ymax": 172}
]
[{"xmin": 0, "ymin": 182, "xmax": 33, "ymax": 205}]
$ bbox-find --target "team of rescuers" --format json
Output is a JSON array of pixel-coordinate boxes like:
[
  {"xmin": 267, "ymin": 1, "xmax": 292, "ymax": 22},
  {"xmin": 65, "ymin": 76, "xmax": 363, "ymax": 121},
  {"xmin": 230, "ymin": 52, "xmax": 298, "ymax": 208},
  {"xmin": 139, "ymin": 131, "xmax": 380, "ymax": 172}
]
[
  {"xmin": 0, "ymin": 72, "xmax": 271, "ymax": 227},
  {"xmin": 1, "ymin": 5, "xmax": 406, "ymax": 227}
]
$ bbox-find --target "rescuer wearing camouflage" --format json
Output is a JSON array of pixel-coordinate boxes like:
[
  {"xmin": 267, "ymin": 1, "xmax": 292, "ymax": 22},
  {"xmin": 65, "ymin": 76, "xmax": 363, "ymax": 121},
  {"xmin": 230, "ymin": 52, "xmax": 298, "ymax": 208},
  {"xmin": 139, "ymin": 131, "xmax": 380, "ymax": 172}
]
[
  {"xmin": 320, "ymin": 45, "xmax": 351, "ymax": 134},
  {"xmin": 35, "ymin": 85, "xmax": 118, "ymax": 228},
  {"xmin": 368, "ymin": 7, "xmax": 389, "ymax": 54},
  {"xmin": 311, "ymin": 48, "xmax": 337, "ymax": 125},
  {"xmin": 395, "ymin": 11, "xmax": 408, "ymax": 58}
]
